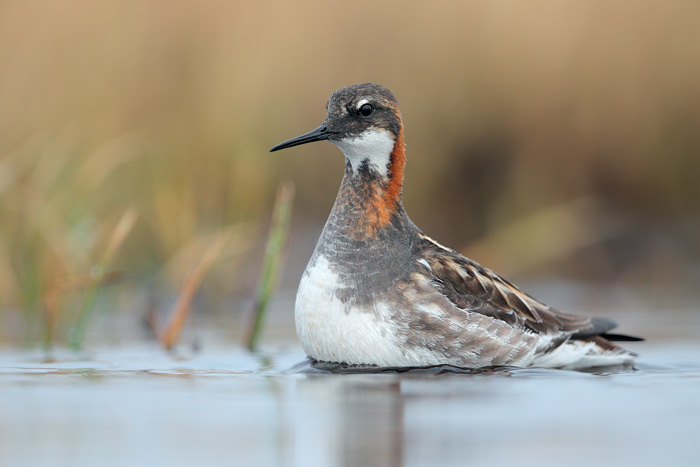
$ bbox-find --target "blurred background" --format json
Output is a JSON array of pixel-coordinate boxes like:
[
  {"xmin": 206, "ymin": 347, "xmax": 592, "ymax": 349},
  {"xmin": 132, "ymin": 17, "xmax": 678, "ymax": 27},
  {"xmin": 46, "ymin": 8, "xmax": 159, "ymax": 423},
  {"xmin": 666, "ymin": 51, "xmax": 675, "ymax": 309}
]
[{"xmin": 1, "ymin": 0, "xmax": 698, "ymax": 347}]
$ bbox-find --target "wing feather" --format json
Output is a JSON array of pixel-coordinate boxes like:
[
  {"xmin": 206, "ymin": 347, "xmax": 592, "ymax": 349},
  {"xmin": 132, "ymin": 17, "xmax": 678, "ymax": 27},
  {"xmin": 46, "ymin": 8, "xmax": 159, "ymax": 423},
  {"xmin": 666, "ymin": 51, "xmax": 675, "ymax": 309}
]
[{"xmin": 419, "ymin": 237, "xmax": 609, "ymax": 337}]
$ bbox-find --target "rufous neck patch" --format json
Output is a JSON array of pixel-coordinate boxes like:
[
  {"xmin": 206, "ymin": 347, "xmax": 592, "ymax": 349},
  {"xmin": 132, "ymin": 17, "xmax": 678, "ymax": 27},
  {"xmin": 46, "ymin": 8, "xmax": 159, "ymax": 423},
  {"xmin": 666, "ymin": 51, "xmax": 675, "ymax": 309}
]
[
  {"xmin": 353, "ymin": 124, "xmax": 406, "ymax": 238},
  {"xmin": 384, "ymin": 124, "xmax": 405, "ymax": 211}
]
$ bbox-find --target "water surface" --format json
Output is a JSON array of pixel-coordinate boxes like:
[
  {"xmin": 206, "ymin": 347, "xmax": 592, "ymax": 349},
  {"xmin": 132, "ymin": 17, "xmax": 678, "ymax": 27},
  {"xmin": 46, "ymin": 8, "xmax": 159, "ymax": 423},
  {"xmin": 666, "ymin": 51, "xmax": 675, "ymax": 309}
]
[
  {"xmin": 1, "ymin": 339, "xmax": 699, "ymax": 467},
  {"xmin": 2, "ymin": 295, "xmax": 700, "ymax": 467}
]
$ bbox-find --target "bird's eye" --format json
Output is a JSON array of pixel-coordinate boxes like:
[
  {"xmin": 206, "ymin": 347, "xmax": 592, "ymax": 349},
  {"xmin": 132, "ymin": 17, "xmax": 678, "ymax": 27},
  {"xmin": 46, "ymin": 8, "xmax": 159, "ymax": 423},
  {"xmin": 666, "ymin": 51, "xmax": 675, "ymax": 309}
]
[{"xmin": 358, "ymin": 103, "xmax": 373, "ymax": 117}]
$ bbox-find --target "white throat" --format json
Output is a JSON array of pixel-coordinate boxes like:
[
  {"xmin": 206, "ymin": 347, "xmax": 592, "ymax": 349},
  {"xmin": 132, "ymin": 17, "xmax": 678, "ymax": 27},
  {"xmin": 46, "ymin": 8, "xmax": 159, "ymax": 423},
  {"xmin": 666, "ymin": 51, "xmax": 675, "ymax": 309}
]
[{"xmin": 333, "ymin": 129, "xmax": 395, "ymax": 176}]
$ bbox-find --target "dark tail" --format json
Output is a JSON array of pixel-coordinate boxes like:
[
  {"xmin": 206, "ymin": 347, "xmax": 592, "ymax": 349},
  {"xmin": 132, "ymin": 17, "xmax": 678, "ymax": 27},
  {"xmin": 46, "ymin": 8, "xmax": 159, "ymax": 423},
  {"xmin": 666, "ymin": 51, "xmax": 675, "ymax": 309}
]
[
  {"xmin": 599, "ymin": 333, "xmax": 644, "ymax": 342},
  {"xmin": 572, "ymin": 317, "xmax": 644, "ymax": 342}
]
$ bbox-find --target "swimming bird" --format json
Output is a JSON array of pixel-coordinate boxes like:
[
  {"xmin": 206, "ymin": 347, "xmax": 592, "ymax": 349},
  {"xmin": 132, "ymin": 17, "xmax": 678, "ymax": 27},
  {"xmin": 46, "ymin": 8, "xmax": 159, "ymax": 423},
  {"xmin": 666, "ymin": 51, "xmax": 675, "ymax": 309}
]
[{"xmin": 271, "ymin": 83, "xmax": 639, "ymax": 370}]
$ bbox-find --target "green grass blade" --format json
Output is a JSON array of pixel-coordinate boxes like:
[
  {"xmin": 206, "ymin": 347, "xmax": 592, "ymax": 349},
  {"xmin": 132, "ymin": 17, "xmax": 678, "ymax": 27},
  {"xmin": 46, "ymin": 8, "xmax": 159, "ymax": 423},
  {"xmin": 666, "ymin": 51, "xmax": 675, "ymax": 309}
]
[{"xmin": 245, "ymin": 181, "xmax": 294, "ymax": 351}]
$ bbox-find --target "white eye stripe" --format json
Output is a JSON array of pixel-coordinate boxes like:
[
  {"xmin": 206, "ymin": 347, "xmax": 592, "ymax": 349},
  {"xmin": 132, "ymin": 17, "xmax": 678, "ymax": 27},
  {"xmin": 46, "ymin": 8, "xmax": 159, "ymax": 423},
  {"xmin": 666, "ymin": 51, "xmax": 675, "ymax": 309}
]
[{"xmin": 356, "ymin": 99, "xmax": 370, "ymax": 110}]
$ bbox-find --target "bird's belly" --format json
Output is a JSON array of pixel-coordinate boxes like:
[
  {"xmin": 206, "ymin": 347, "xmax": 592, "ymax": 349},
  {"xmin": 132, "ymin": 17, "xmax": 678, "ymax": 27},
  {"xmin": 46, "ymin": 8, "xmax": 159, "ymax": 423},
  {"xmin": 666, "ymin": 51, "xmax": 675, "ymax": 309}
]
[{"xmin": 295, "ymin": 255, "xmax": 434, "ymax": 366}]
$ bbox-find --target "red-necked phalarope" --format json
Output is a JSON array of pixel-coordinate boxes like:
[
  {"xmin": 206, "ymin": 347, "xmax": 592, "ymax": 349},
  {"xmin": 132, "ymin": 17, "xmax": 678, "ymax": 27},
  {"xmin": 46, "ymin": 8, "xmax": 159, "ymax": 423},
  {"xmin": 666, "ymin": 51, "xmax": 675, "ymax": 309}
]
[{"xmin": 271, "ymin": 83, "xmax": 640, "ymax": 370}]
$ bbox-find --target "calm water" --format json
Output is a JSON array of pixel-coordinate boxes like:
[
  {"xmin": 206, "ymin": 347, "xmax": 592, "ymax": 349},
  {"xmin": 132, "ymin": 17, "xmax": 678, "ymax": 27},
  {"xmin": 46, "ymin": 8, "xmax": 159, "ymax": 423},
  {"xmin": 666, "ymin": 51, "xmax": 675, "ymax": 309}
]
[{"xmin": 1, "ymin": 305, "xmax": 700, "ymax": 466}]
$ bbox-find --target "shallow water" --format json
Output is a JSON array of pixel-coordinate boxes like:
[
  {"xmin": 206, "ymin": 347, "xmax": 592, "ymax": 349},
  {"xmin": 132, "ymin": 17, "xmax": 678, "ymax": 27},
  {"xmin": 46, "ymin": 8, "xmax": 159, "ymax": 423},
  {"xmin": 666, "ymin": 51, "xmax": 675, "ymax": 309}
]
[
  {"xmin": 2, "ymin": 288, "xmax": 700, "ymax": 467},
  {"xmin": 1, "ymin": 338, "xmax": 700, "ymax": 467}
]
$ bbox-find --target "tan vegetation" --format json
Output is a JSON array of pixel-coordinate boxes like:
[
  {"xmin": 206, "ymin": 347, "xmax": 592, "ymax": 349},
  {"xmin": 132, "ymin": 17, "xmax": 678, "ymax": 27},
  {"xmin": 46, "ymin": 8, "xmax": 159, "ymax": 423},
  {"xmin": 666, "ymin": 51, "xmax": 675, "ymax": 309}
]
[{"xmin": 1, "ymin": 1, "xmax": 698, "ymax": 346}]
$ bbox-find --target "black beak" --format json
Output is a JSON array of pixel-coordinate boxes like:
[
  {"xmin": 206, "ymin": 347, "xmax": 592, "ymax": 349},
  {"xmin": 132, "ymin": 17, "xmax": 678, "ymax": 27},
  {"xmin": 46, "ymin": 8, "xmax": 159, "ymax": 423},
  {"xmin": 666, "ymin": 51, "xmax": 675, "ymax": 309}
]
[{"xmin": 270, "ymin": 125, "xmax": 335, "ymax": 152}]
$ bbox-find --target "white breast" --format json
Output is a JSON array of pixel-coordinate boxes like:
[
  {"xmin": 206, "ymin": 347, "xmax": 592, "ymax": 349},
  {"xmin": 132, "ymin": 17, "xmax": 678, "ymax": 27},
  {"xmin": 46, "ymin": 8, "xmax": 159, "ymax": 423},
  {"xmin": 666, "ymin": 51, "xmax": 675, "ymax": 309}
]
[{"xmin": 295, "ymin": 255, "xmax": 435, "ymax": 366}]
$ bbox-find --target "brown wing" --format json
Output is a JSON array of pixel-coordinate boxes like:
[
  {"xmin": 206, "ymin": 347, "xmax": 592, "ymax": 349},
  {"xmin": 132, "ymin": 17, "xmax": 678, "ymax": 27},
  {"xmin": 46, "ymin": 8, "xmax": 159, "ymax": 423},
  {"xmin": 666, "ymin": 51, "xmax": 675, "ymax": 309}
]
[{"xmin": 419, "ymin": 235, "xmax": 616, "ymax": 337}]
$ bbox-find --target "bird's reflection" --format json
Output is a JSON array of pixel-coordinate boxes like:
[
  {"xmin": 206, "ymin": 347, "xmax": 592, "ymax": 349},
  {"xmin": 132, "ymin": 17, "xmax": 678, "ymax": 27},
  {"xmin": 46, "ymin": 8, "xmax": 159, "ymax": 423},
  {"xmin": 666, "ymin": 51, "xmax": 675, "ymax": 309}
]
[
  {"xmin": 291, "ymin": 375, "xmax": 404, "ymax": 467},
  {"xmin": 278, "ymin": 361, "xmax": 513, "ymax": 466}
]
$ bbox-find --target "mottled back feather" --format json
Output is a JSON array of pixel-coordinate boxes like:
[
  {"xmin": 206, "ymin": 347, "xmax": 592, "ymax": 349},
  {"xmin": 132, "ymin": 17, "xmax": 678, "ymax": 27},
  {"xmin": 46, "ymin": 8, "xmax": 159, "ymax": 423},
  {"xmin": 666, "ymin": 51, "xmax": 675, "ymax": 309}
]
[{"xmin": 418, "ymin": 234, "xmax": 617, "ymax": 338}]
